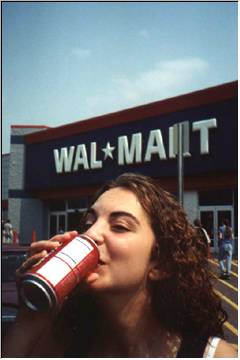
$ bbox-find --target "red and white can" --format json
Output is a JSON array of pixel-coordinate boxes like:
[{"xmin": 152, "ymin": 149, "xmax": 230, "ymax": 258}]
[{"xmin": 20, "ymin": 234, "xmax": 99, "ymax": 312}]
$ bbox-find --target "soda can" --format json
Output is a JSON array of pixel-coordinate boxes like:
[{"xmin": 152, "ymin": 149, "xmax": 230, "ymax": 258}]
[{"xmin": 20, "ymin": 234, "xmax": 99, "ymax": 312}]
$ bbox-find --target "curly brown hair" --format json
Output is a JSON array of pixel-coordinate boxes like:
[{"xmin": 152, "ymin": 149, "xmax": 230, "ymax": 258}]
[
  {"xmin": 87, "ymin": 172, "xmax": 227, "ymax": 338},
  {"xmin": 55, "ymin": 172, "xmax": 227, "ymax": 350}
]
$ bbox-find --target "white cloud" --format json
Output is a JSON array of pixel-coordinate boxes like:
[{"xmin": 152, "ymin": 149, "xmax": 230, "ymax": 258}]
[
  {"xmin": 71, "ymin": 47, "xmax": 91, "ymax": 59},
  {"xmin": 139, "ymin": 29, "xmax": 150, "ymax": 39},
  {"xmin": 114, "ymin": 58, "xmax": 209, "ymax": 102},
  {"xmin": 84, "ymin": 57, "xmax": 209, "ymax": 118}
]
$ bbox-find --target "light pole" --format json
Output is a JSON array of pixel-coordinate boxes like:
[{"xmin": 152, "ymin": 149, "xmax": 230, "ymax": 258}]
[
  {"xmin": 173, "ymin": 121, "xmax": 190, "ymax": 207},
  {"xmin": 177, "ymin": 123, "xmax": 184, "ymax": 206}
]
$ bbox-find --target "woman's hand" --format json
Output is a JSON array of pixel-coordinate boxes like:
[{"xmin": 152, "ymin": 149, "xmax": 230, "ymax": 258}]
[
  {"xmin": 16, "ymin": 231, "xmax": 79, "ymax": 281},
  {"xmin": 16, "ymin": 230, "xmax": 79, "ymax": 314},
  {"xmin": 2, "ymin": 231, "xmax": 79, "ymax": 357}
]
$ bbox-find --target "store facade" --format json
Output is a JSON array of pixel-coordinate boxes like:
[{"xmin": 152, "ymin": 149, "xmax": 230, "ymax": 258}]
[{"xmin": 8, "ymin": 81, "xmax": 237, "ymax": 252}]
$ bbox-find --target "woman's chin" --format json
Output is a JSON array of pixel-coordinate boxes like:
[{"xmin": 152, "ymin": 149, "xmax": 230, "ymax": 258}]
[
  {"xmin": 84, "ymin": 273, "xmax": 112, "ymax": 294},
  {"xmin": 85, "ymin": 272, "xmax": 100, "ymax": 284}
]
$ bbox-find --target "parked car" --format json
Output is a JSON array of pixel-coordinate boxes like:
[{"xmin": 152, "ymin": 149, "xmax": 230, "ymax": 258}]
[{"xmin": 2, "ymin": 244, "xmax": 29, "ymax": 339}]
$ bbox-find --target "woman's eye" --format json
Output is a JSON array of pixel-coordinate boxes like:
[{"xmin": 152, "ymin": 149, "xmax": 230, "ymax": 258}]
[{"xmin": 112, "ymin": 225, "xmax": 130, "ymax": 232}]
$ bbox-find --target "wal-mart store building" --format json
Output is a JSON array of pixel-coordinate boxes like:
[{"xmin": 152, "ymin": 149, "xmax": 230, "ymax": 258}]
[{"xmin": 6, "ymin": 81, "xmax": 237, "ymax": 253}]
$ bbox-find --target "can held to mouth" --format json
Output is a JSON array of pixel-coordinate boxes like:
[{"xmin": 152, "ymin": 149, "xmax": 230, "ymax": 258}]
[{"xmin": 20, "ymin": 234, "xmax": 99, "ymax": 312}]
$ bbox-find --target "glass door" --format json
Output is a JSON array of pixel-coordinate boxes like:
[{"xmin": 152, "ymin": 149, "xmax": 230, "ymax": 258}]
[
  {"xmin": 199, "ymin": 206, "xmax": 233, "ymax": 252},
  {"xmin": 49, "ymin": 213, "xmax": 67, "ymax": 238},
  {"xmin": 199, "ymin": 209, "xmax": 215, "ymax": 250}
]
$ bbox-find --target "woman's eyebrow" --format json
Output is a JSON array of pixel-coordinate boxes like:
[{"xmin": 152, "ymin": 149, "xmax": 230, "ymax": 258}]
[
  {"xmin": 85, "ymin": 208, "xmax": 140, "ymax": 226},
  {"xmin": 110, "ymin": 211, "xmax": 140, "ymax": 226}
]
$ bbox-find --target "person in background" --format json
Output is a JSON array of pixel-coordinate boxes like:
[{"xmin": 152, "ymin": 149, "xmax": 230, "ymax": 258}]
[
  {"xmin": 2, "ymin": 220, "xmax": 6, "ymax": 243},
  {"xmin": 218, "ymin": 219, "xmax": 233, "ymax": 280},
  {"xmin": 193, "ymin": 218, "xmax": 211, "ymax": 258},
  {"xmin": 4, "ymin": 219, "xmax": 13, "ymax": 244},
  {"xmin": 2, "ymin": 173, "xmax": 237, "ymax": 357}
]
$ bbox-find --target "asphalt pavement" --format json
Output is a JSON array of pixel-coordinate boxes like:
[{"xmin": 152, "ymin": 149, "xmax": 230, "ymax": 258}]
[{"xmin": 209, "ymin": 255, "xmax": 238, "ymax": 351}]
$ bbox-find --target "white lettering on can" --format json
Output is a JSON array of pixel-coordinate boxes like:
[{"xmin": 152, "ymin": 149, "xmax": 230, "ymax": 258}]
[{"xmin": 36, "ymin": 237, "xmax": 93, "ymax": 286}]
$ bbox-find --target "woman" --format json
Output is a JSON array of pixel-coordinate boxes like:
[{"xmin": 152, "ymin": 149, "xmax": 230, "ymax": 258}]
[
  {"xmin": 218, "ymin": 219, "xmax": 234, "ymax": 280},
  {"xmin": 3, "ymin": 173, "xmax": 237, "ymax": 357},
  {"xmin": 193, "ymin": 218, "xmax": 211, "ymax": 258}
]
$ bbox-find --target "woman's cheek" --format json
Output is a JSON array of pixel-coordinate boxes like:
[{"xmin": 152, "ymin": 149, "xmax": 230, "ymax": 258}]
[{"xmin": 107, "ymin": 236, "xmax": 134, "ymax": 258}]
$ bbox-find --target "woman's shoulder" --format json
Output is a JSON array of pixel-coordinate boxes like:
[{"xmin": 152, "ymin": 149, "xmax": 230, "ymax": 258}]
[
  {"xmin": 204, "ymin": 337, "xmax": 237, "ymax": 358},
  {"xmin": 214, "ymin": 339, "xmax": 237, "ymax": 358}
]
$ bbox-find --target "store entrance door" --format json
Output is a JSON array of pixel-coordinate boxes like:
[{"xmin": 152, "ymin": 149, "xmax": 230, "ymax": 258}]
[
  {"xmin": 49, "ymin": 212, "xmax": 67, "ymax": 238},
  {"xmin": 199, "ymin": 206, "xmax": 233, "ymax": 253}
]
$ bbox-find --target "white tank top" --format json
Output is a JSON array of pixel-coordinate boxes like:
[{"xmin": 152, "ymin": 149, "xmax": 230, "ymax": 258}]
[{"xmin": 204, "ymin": 337, "xmax": 221, "ymax": 358}]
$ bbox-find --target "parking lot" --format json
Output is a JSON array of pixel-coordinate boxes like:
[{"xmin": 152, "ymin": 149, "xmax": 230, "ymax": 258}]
[{"xmin": 209, "ymin": 255, "xmax": 238, "ymax": 350}]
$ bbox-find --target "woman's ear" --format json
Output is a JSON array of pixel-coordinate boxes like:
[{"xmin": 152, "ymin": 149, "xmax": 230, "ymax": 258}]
[
  {"xmin": 148, "ymin": 266, "xmax": 169, "ymax": 281},
  {"xmin": 149, "ymin": 244, "xmax": 169, "ymax": 281},
  {"xmin": 148, "ymin": 266, "xmax": 163, "ymax": 281}
]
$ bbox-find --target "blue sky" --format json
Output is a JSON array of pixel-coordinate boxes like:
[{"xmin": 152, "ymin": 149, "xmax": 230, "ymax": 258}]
[{"xmin": 2, "ymin": 2, "xmax": 237, "ymax": 154}]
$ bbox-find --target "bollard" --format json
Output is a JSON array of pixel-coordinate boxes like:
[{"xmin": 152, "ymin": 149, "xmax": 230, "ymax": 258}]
[{"xmin": 31, "ymin": 230, "xmax": 37, "ymax": 242}]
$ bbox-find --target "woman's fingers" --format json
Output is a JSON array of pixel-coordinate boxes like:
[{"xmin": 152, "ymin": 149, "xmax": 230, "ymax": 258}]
[
  {"xmin": 23, "ymin": 250, "xmax": 48, "ymax": 270},
  {"xmin": 16, "ymin": 250, "xmax": 48, "ymax": 282},
  {"xmin": 28, "ymin": 240, "xmax": 60, "ymax": 257},
  {"xmin": 28, "ymin": 231, "xmax": 78, "ymax": 256},
  {"xmin": 49, "ymin": 230, "xmax": 78, "ymax": 243},
  {"xmin": 17, "ymin": 231, "xmax": 79, "ymax": 278}
]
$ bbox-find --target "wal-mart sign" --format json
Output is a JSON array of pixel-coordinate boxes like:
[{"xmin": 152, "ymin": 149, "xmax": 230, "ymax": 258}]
[
  {"xmin": 25, "ymin": 98, "xmax": 237, "ymax": 191},
  {"xmin": 53, "ymin": 119, "xmax": 216, "ymax": 173}
]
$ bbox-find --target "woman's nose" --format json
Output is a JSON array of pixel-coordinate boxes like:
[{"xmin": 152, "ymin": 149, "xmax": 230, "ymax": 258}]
[{"xmin": 84, "ymin": 223, "xmax": 105, "ymax": 246}]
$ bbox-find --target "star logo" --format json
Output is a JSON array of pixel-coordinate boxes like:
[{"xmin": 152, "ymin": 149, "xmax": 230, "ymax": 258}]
[{"xmin": 101, "ymin": 142, "xmax": 115, "ymax": 160}]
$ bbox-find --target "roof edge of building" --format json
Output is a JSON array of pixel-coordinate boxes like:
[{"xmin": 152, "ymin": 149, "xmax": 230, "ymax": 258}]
[
  {"xmin": 25, "ymin": 80, "xmax": 237, "ymax": 145},
  {"xmin": 11, "ymin": 125, "xmax": 50, "ymax": 129}
]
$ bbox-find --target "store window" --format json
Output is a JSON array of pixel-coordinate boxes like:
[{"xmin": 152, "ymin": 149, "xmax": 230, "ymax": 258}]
[
  {"xmin": 199, "ymin": 189, "xmax": 236, "ymax": 253},
  {"xmin": 48, "ymin": 198, "xmax": 89, "ymax": 237},
  {"xmin": 49, "ymin": 213, "xmax": 66, "ymax": 238}
]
